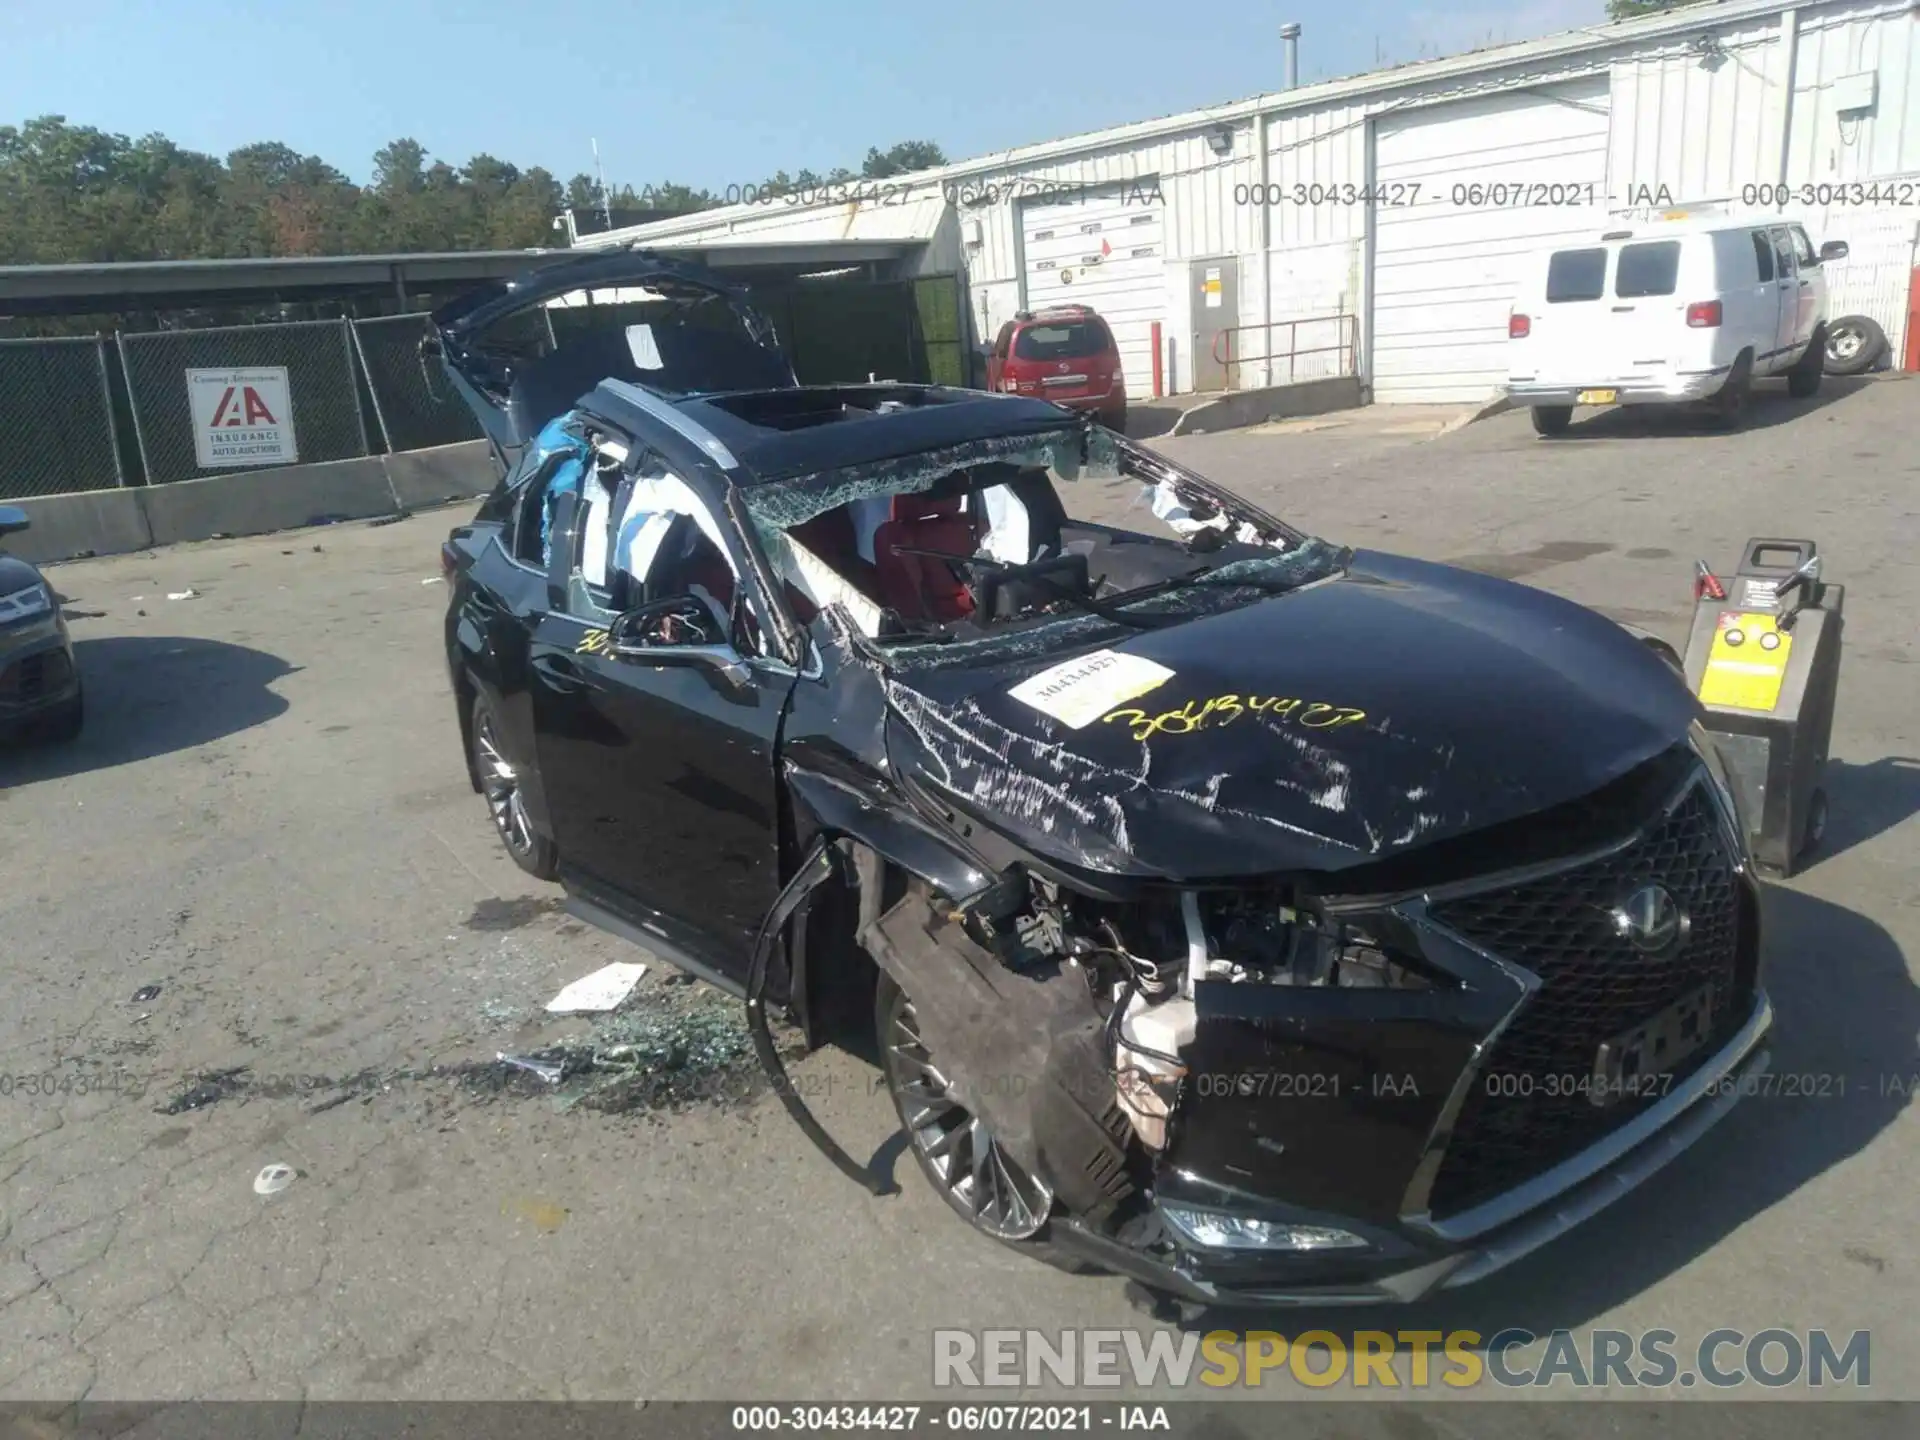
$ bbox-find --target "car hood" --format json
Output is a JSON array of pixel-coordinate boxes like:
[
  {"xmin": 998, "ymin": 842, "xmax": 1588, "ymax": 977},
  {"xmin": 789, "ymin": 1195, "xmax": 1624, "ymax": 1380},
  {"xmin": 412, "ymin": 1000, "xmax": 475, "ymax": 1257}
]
[
  {"xmin": 430, "ymin": 250, "xmax": 796, "ymax": 454},
  {"xmin": 880, "ymin": 549, "xmax": 1699, "ymax": 879}
]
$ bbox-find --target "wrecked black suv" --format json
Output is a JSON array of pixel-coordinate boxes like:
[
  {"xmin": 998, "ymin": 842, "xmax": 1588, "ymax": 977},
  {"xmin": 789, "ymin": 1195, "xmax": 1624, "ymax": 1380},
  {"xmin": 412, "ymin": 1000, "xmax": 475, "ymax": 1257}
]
[{"xmin": 435, "ymin": 253, "xmax": 1771, "ymax": 1308}]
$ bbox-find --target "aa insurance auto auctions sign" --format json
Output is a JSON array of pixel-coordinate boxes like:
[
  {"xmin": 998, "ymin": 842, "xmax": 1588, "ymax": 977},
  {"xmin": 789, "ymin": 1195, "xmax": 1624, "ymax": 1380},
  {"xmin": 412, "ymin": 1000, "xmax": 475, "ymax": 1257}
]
[{"xmin": 186, "ymin": 367, "xmax": 299, "ymax": 468}]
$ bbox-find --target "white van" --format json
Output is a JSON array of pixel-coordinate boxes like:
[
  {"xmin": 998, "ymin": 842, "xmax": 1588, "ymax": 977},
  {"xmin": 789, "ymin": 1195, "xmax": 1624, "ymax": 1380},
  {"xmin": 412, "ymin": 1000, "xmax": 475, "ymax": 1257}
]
[{"xmin": 1506, "ymin": 215, "xmax": 1849, "ymax": 435}]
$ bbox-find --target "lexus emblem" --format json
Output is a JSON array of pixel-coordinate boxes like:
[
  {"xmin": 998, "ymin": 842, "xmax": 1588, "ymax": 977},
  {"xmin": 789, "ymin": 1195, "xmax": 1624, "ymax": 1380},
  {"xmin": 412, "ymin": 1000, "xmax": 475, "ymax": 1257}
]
[
  {"xmin": 1612, "ymin": 884, "xmax": 1689, "ymax": 956},
  {"xmin": 1058, "ymin": 361, "xmax": 1070, "ymax": 372}
]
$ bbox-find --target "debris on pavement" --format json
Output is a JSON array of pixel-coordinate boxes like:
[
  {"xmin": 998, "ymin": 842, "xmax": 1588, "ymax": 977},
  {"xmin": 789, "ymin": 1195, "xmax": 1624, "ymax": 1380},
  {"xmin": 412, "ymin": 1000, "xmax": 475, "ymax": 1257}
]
[
  {"xmin": 422, "ymin": 576, "xmax": 444, "ymax": 585},
  {"xmin": 253, "ymin": 1163, "xmax": 297, "ymax": 1195},
  {"xmin": 156, "ymin": 1067, "xmax": 250, "ymax": 1114},
  {"xmin": 542, "ymin": 990, "xmax": 763, "ymax": 1114},
  {"xmin": 544, "ymin": 961, "xmax": 647, "ymax": 1014},
  {"xmin": 166, "ymin": 589, "xmax": 199, "ymax": 601},
  {"xmin": 139, "ymin": 987, "xmax": 775, "ymax": 1122},
  {"xmin": 496, "ymin": 1052, "xmax": 569, "ymax": 1085},
  {"xmin": 130, "ymin": 984, "xmax": 162, "ymax": 1004}
]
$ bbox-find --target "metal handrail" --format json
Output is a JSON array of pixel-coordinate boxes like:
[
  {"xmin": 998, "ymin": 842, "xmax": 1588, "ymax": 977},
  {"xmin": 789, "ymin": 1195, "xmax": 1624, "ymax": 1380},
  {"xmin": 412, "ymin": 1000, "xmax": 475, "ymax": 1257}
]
[{"xmin": 1212, "ymin": 311, "xmax": 1358, "ymax": 385}]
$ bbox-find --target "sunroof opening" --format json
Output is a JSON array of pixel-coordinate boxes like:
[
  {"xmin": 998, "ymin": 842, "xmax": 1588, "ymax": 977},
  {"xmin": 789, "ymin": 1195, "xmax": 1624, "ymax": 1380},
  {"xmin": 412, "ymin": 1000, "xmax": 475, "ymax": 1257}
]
[{"xmin": 701, "ymin": 385, "xmax": 959, "ymax": 431}]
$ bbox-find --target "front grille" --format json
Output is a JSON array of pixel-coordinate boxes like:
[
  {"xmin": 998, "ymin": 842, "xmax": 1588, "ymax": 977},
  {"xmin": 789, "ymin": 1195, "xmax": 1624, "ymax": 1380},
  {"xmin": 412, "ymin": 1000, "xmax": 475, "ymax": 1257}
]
[
  {"xmin": 1424, "ymin": 777, "xmax": 1752, "ymax": 1218},
  {"xmin": 0, "ymin": 652, "xmax": 52, "ymax": 701}
]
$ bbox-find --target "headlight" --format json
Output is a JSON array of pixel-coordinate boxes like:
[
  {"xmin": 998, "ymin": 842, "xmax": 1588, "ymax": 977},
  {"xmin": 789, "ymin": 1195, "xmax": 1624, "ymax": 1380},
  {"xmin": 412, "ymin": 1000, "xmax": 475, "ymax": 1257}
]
[
  {"xmin": 1161, "ymin": 1204, "xmax": 1369, "ymax": 1252},
  {"xmin": 0, "ymin": 583, "xmax": 51, "ymax": 625},
  {"xmin": 1689, "ymin": 720, "xmax": 1751, "ymax": 854}
]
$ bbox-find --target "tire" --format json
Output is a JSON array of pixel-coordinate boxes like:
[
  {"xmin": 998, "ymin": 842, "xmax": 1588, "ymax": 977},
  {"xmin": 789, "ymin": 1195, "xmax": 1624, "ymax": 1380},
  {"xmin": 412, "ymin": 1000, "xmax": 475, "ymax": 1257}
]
[
  {"xmin": 1710, "ymin": 354, "xmax": 1753, "ymax": 428},
  {"xmin": 39, "ymin": 688, "xmax": 83, "ymax": 743},
  {"xmin": 875, "ymin": 970, "xmax": 1061, "ymax": 1247},
  {"xmin": 470, "ymin": 691, "xmax": 558, "ymax": 880},
  {"xmin": 1824, "ymin": 315, "xmax": 1886, "ymax": 376},
  {"xmin": 1530, "ymin": 405, "xmax": 1573, "ymax": 437},
  {"xmin": 1788, "ymin": 327, "xmax": 1826, "ymax": 398}
]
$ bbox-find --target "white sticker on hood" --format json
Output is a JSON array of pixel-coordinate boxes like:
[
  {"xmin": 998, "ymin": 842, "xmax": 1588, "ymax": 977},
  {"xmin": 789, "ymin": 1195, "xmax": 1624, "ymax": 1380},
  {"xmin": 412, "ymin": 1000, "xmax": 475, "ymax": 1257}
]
[{"xmin": 1007, "ymin": 650, "xmax": 1175, "ymax": 729}]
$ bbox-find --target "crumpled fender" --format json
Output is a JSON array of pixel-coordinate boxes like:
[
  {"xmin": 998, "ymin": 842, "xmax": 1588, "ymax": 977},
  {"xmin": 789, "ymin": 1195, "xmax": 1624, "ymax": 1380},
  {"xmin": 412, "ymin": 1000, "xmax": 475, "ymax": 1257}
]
[{"xmin": 785, "ymin": 762, "xmax": 997, "ymax": 907}]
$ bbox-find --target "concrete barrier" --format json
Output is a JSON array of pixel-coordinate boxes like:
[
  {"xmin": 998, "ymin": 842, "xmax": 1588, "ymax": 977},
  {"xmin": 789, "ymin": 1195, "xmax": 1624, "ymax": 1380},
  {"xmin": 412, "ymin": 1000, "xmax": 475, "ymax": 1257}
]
[
  {"xmin": 382, "ymin": 440, "xmax": 498, "ymax": 510},
  {"xmin": 138, "ymin": 456, "xmax": 401, "ymax": 549},
  {"xmin": 1169, "ymin": 375, "xmax": 1364, "ymax": 437},
  {"xmin": 6, "ymin": 442, "xmax": 508, "ymax": 565},
  {"xmin": 5, "ymin": 488, "xmax": 155, "ymax": 565}
]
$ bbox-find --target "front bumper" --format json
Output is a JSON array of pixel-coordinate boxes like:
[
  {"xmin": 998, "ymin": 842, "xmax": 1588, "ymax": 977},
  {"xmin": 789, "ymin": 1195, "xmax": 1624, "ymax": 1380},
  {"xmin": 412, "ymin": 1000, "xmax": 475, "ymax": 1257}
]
[
  {"xmin": 1053, "ymin": 990, "xmax": 1770, "ymax": 1306},
  {"xmin": 1506, "ymin": 368, "xmax": 1730, "ymax": 406},
  {"xmin": 1045, "ymin": 752, "xmax": 1767, "ymax": 1305},
  {"xmin": 0, "ymin": 619, "xmax": 79, "ymax": 724},
  {"xmin": 1039, "ymin": 387, "xmax": 1122, "ymax": 414}
]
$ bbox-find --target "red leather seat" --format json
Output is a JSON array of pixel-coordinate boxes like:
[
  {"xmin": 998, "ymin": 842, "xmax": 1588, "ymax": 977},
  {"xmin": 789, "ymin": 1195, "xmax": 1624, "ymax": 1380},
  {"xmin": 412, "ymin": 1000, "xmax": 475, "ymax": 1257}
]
[{"xmin": 872, "ymin": 494, "xmax": 977, "ymax": 623}]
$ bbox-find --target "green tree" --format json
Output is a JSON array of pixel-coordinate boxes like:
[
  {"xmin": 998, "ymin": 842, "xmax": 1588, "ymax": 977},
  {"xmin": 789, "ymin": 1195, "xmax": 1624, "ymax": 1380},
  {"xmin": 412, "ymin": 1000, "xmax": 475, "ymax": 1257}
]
[
  {"xmin": 0, "ymin": 113, "xmax": 956, "ymax": 278},
  {"xmin": 1606, "ymin": 0, "xmax": 1686, "ymax": 18},
  {"xmin": 861, "ymin": 140, "xmax": 946, "ymax": 178},
  {"xmin": 371, "ymin": 138, "xmax": 428, "ymax": 194}
]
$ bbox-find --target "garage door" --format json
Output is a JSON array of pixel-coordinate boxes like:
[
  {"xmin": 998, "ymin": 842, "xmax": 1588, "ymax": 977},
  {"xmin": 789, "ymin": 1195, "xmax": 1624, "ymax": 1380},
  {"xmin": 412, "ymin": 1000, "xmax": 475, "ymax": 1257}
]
[
  {"xmin": 1021, "ymin": 184, "xmax": 1165, "ymax": 399},
  {"xmin": 1370, "ymin": 79, "xmax": 1611, "ymax": 403}
]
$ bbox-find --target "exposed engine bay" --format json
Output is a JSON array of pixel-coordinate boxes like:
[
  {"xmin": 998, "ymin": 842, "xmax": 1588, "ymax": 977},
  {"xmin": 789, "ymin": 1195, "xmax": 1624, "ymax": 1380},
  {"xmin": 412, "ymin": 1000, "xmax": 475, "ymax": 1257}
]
[{"xmin": 849, "ymin": 862, "xmax": 1447, "ymax": 1207}]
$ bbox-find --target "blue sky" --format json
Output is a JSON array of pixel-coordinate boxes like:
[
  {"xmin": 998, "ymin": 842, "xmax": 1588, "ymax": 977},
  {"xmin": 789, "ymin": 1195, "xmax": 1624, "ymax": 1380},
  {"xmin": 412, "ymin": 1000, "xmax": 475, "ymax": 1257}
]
[{"xmin": 1, "ymin": 0, "xmax": 1606, "ymax": 186}]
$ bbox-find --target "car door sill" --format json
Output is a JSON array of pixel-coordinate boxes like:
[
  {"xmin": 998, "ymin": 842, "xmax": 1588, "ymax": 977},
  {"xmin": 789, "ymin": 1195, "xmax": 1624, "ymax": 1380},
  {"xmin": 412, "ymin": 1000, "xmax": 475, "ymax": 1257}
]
[{"xmin": 562, "ymin": 893, "xmax": 748, "ymax": 999}]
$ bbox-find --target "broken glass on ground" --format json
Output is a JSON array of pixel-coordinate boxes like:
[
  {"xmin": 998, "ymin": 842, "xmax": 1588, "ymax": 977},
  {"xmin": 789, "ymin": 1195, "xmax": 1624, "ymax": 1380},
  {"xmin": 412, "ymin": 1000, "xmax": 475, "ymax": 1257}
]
[{"xmin": 146, "ymin": 979, "xmax": 782, "ymax": 1122}]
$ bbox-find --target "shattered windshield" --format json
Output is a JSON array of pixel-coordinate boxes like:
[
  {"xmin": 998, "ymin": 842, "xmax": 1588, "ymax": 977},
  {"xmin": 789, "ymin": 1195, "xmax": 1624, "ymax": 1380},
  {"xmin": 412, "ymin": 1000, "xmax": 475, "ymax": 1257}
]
[{"xmin": 739, "ymin": 424, "xmax": 1348, "ymax": 671}]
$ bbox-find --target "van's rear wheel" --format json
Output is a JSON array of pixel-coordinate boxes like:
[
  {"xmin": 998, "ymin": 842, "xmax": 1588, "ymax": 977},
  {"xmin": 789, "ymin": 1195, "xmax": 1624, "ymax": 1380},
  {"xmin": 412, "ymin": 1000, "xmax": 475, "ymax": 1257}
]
[
  {"xmin": 1530, "ymin": 405, "xmax": 1572, "ymax": 437},
  {"xmin": 1711, "ymin": 356, "xmax": 1753, "ymax": 428},
  {"xmin": 1788, "ymin": 328, "xmax": 1826, "ymax": 398}
]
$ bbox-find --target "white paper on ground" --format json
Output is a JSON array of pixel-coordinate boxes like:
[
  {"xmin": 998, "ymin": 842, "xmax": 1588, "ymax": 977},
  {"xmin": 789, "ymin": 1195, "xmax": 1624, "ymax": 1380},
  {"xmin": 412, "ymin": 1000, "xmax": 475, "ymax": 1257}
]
[
  {"xmin": 1006, "ymin": 649, "xmax": 1175, "ymax": 729},
  {"xmin": 544, "ymin": 961, "xmax": 648, "ymax": 1014}
]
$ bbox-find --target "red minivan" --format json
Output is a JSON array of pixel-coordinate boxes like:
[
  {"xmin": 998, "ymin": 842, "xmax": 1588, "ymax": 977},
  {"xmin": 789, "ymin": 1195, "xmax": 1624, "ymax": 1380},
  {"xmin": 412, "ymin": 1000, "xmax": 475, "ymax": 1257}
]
[{"xmin": 986, "ymin": 305, "xmax": 1126, "ymax": 431}]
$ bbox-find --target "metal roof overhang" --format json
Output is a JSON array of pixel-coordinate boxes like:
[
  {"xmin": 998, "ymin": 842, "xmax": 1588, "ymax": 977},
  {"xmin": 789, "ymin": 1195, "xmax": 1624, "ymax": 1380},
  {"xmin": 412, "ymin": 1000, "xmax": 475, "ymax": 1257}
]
[
  {"xmin": 607, "ymin": 239, "xmax": 921, "ymax": 270},
  {"xmin": 0, "ymin": 250, "xmax": 582, "ymax": 317}
]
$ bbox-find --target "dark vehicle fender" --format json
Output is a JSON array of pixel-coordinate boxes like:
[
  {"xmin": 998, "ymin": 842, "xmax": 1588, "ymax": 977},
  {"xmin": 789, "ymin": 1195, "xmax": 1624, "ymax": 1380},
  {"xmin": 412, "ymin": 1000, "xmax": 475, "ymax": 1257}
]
[{"xmin": 781, "ymin": 762, "xmax": 1000, "ymax": 1050}]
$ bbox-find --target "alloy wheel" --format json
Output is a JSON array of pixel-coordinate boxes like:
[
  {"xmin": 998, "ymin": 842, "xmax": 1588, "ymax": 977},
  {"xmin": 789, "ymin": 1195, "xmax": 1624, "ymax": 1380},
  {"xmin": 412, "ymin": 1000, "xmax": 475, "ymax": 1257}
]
[
  {"xmin": 1827, "ymin": 324, "xmax": 1865, "ymax": 365},
  {"xmin": 475, "ymin": 711, "xmax": 535, "ymax": 858},
  {"xmin": 882, "ymin": 988, "xmax": 1054, "ymax": 1241}
]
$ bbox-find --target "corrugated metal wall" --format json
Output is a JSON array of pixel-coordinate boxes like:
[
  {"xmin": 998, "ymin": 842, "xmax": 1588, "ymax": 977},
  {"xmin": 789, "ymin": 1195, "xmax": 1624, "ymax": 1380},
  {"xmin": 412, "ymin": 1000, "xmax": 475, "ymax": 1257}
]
[
  {"xmin": 1793, "ymin": 1, "xmax": 1920, "ymax": 179},
  {"xmin": 585, "ymin": 0, "xmax": 1920, "ymax": 395}
]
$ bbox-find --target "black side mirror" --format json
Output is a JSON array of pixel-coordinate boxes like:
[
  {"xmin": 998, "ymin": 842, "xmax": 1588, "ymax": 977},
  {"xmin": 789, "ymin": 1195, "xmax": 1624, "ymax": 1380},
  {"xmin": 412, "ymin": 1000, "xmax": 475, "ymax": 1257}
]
[
  {"xmin": 611, "ymin": 596, "xmax": 724, "ymax": 651},
  {"xmin": 609, "ymin": 597, "xmax": 751, "ymax": 689},
  {"xmin": 1819, "ymin": 240, "xmax": 1849, "ymax": 263},
  {"xmin": 0, "ymin": 505, "xmax": 29, "ymax": 539}
]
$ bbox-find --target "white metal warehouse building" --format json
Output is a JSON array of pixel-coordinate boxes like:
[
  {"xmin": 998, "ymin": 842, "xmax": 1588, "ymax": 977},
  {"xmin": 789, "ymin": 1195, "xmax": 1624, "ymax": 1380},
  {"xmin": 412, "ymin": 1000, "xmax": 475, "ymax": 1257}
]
[{"xmin": 574, "ymin": 0, "xmax": 1920, "ymax": 403}]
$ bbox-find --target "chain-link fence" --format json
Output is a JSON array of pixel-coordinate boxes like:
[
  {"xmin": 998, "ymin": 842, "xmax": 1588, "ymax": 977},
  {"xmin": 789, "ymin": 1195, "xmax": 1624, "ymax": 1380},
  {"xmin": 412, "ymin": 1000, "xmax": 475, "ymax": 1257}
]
[
  {"xmin": 0, "ymin": 336, "xmax": 125, "ymax": 499},
  {"xmin": 350, "ymin": 313, "xmax": 484, "ymax": 453},
  {"xmin": 118, "ymin": 319, "xmax": 370, "ymax": 486},
  {"xmin": 0, "ymin": 276, "xmax": 976, "ymax": 500}
]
